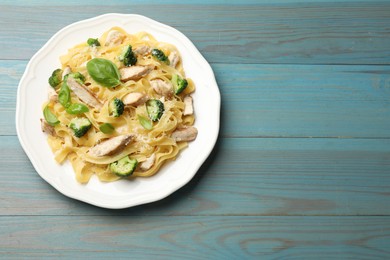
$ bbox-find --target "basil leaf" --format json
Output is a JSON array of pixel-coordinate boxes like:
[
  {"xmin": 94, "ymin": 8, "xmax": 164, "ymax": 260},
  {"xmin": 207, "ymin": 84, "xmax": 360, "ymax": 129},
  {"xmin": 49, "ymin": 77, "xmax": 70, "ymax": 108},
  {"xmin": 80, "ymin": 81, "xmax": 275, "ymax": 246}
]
[
  {"xmin": 87, "ymin": 58, "xmax": 121, "ymax": 88},
  {"xmin": 58, "ymin": 82, "xmax": 71, "ymax": 108},
  {"xmin": 137, "ymin": 115, "xmax": 153, "ymax": 130},
  {"xmin": 99, "ymin": 123, "xmax": 115, "ymax": 134},
  {"xmin": 43, "ymin": 105, "xmax": 60, "ymax": 126},
  {"xmin": 66, "ymin": 103, "xmax": 89, "ymax": 115}
]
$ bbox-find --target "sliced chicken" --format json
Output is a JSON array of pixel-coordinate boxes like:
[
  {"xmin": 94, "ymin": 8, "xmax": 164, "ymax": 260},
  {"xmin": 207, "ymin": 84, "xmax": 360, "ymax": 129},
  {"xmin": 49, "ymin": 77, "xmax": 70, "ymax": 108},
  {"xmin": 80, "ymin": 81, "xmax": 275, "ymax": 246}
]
[
  {"xmin": 123, "ymin": 92, "xmax": 148, "ymax": 106},
  {"xmin": 168, "ymin": 51, "xmax": 180, "ymax": 68},
  {"xmin": 40, "ymin": 118, "xmax": 56, "ymax": 136},
  {"xmin": 183, "ymin": 96, "xmax": 193, "ymax": 116},
  {"xmin": 66, "ymin": 77, "xmax": 103, "ymax": 109},
  {"xmin": 120, "ymin": 66, "xmax": 153, "ymax": 82},
  {"xmin": 140, "ymin": 153, "xmax": 156, "ymax": 171},
  {"xmin": 104, "ymin": 30, "xmax": 124, "ymax": 47},
  {"xmin": 150, "ymin": 79, "xmax": 173, "ymax": 97},
  {"xmin": 134, "ymin": 45, "xmax": 151, "ymax": 56},
  {"xmin": 88, "ymin": 134, "xmax": 133, "ymax": 157},
  {"xmin": 48, "ymin": 88, "xmax": 58, "ymax": 102},
  {"xmin": 171, "ymin": 126, "xmax": 198, "ymax": 142},
  {"xmin": 62, "ymin": 66, "xmax": 71, "ymax": 80}
]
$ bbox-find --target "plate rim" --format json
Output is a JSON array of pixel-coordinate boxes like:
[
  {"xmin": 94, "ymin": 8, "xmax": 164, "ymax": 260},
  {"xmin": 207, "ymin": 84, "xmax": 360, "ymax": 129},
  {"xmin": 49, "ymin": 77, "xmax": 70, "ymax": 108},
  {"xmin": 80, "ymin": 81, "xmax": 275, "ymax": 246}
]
[{"xmin": 16, "ymin": 13, "xmax": 220, "ymax": 209}]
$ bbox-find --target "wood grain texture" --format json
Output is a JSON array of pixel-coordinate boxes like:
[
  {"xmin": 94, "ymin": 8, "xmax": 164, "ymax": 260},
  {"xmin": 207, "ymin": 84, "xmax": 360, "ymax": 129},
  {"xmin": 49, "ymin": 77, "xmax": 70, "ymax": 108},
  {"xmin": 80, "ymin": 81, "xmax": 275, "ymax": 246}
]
[
  {"xmin": 2, "ymin": 136, "xmax": 389, "ymax": 216},
  {"xmin": 0, "ymin": 2, "xmax": 389, "ymax": 64},
  {"xmin": 0, "ymin": 216, "xmax": 389, "ymax": 259},
  {"xmin": 2, "ymin": 1, "xmax": 390, "ymax": 258},
  {"xmin": 5, "ymin": 61, "xmax": 390, "ymax": 137}
]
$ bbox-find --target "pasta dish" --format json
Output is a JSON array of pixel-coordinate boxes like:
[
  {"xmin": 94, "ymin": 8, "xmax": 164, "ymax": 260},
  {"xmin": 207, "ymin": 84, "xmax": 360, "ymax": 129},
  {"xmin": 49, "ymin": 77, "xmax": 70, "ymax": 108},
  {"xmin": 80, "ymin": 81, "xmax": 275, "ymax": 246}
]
[{"xmin": 41, "ymin": 27, "xmax": 197, "ymax": 183}]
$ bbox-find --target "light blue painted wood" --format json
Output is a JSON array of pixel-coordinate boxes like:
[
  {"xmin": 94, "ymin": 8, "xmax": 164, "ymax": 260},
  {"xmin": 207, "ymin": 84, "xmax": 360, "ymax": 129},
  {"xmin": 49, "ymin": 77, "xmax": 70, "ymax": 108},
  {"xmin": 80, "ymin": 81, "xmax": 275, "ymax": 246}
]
[
  {"xmin": 0, "ymin": 3, "xmax": 389, "ymax": 64},
  {"xmin": 1, "ymin": 136, "xmax": 389, "ymax": 216},
  {"xmin": 1, "ymin": 1, "xmax": 390, "ymax": 258},
  {"xmin": 2, "ymin": 0, "xmax": 385, "ymax": 5},
  {"xmin": 0, "ymin": 216, "xmax": 389, "ymax": 259},
  {"xmin": 4, "ymin": 61, "xmax": 390, "ymax": 137}
]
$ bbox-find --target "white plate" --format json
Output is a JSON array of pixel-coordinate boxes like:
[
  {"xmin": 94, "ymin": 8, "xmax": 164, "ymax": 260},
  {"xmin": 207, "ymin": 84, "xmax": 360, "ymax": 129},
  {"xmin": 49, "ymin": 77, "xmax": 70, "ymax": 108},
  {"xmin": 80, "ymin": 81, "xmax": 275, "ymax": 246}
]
[{"xmin": 16, "ymin": 14, "xmax": 220, "ymax": 209}]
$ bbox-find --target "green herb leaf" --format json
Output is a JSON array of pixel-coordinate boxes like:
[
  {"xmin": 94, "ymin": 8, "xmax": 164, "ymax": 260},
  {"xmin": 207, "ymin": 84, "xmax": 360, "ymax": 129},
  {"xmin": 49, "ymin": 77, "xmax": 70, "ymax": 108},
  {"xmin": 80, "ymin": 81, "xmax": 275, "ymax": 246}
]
[
  {"xmin": 137, "ymin": 114, "xmax": 153, "ymax": 130},
  {"xmin": 87, "ymin": 58, "xmax": 121, "ymax": 88},
  {"xmin": 43, "ymin": 105, "xmax": 60, "ymax": 126},
  {"xmin": 87, "ymin": 38, "xmax": 100, "ymax": 47},
  {"xmin": 99, "ymin": 123, "xmax": 115, "ymax": 134},
  {"xmin": 66, "ymin": 103, "xmax": 89, "ymax": 114},
  {"xmin": 58, "ymin": 82, "xmax": 71, "ymax": 108}
]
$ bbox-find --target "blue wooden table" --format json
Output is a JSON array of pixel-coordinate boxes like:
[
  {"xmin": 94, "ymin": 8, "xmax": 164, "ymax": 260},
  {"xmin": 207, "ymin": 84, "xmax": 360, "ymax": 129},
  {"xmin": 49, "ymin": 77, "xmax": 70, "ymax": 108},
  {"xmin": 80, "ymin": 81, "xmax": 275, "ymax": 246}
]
[{"xmin": 1, "ymin": 0, "xmax": 390, "ymax": 258}]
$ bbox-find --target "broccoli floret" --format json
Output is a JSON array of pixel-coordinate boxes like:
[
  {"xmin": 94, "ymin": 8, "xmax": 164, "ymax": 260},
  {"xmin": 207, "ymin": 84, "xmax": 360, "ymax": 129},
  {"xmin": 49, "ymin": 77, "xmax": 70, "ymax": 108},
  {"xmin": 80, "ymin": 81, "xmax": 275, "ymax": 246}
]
[
  {"xmin": 110, "ymin": 156, "xmax": 138, "ymax": 177},
  {"xmin": 65, "ymin": 72, "xmax": 86, "ymax": 84},
  {"xmin": 109, "ymin": 98, "xmax": 124, "ymax": 117},
  {"xmin": 146, "ymin": 99, "xmax": 164, "ymax": 121},
  {"xmin": 48, "ymin": 69, "xmax": 63, "ymax": 88},
  {"xmin": 69, "ymin": 117, "xmax": 91, "ymax": 138},
  {"xmin": 151, "ymin": 49, "xmax": 170, "ymax": 65},
  {"xmin": 119, "ymin": 45, "xmax": 137, "ymax": 66},
  {"xmin": 171, "ymin": 74, "xmax": 188, "ymax": 95},
  {"xmin": 87, "ymin": 38, "xmax": 100, "ymax": 47}
]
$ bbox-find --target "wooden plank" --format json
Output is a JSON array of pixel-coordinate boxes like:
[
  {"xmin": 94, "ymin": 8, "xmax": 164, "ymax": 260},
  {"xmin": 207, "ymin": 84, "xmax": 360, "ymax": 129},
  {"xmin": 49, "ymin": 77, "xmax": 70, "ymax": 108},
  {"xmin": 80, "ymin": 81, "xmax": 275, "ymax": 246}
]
[
  {"xmin": 0, "ymin": 3, "xmax": 389, "ymax": 64},
  {"xmin": 216, "ymin": 64, "xmax": 390, "ymax": 138},
  {"xmin": 2, "ymin": 0, "xmax": 382, "ymax": 5},
  {"xmin": 5, "ymin": 61, "xmax": 390, "ymax": 137},
  {"xmin": 0, "ymin": 216, "xmax": 389, "ymax": 258},
  {"xmin": 1, "ymin": 136, "xmax": 389, "ymax": 216}
]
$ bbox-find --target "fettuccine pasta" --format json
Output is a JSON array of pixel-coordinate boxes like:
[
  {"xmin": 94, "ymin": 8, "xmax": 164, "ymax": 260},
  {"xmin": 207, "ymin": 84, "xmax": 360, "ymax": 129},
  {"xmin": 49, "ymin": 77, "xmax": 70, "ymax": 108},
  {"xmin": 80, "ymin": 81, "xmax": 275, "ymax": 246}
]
[{"xmin": 41, "ymin": 27, "xmax": 197, "ymax": 183}]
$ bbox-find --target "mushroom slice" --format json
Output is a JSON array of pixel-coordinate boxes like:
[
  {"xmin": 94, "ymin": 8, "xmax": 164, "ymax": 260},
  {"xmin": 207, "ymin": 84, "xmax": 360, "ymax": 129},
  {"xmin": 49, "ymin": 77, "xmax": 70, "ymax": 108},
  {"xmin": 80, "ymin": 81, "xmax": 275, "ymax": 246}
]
[
  {"xmin": 120, "ymin": 66, "xmax": 153, "ymax": 82},
  {"xmin": 123, "ymin": 92, "xmax": 148, "ymax": 107},
  {"xmin": 150, "ymin": 79, "xmax": 173, "ymax": 97},
  {"xmin": 66, "ymin": 77, "xmax": 103, "ymax": 109},
  {"xmin": 168, "ymin": 51, "xmax": 180, "ymax": 68},
  {"xmin": 88, "ymin": 134, "xmax": 133, "ymax": 157},
  {"xmin": 134, "ymin": 45, "xmax": 151, "ymax": 56},
  {"xmin": 140, "ymin": 153, "xmax": 156, "ymax": 171},
  {"xmin": 183, "ymin": 96, "xmax": 193, "ymax": 116},
  {"xmin": 40, "ymin": 118, "xmax": 56, "ymax": 136},
  {"xmin": 104, "ymin": 30, "xmax": 124, "ymax": 47},
  {"xmin": 171, "ymin": 126, "xmax": 198, "ymax": 142}
]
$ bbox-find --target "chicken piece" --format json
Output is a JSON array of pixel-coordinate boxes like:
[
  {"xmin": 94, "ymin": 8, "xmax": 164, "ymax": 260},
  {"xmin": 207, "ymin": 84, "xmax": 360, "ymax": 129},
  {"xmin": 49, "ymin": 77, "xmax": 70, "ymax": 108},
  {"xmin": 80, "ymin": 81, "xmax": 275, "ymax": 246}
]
[
  {"xmin": 140, "ymin": 153, "xmax": 156, "ymax": 171},
  {"xmin": 62, "ymin": 66, "xmax": 71, "ymax": 80},
  {"xmin": 150, "ymin": 79, "xmax": 173, "ymax": 97},
  {"xmin": 134, "ymin": 45, "xmax": 151, "ymax": 56},
  {"xmin": 120, "ymin": 66, "xmax": 153, "ymax": 82},
  {"xmin": 168, "ymin": 51, "xmax": 180, "ymax": 68},
  {"xmin": 66, "ymin": 77, "xmax": 103, "ymax": 109},
  {"xmin": 104, "ymin": 30, "xmax": 124, "ymax": 47},
  {"xmin": 48, "ymin": 87, "xmax": 58, "ymax": 102},
  {"xmin": 40, "ymin": 118, "xmax": 56, "ymax": 136},
  {"xmin": 183, "ymin": 96, "xmax": 193, "ymax": 116},
  {"xmin": 171, "ymin": 126, "xmax": 198, "ymax": 142},
  {"xmin": 88, "ymin": 134, "xmax": 133, "ymax": 157},
  {"xmin": 123, "ymin": 92, "xmax": 148, "ymax": 107}
]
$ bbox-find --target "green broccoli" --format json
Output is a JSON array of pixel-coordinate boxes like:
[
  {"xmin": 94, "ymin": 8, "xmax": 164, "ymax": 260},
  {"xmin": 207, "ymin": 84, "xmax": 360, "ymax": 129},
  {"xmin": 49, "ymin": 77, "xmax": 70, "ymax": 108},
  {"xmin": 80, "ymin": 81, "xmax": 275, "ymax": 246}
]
[
  {"xmin": 65, "ymin": 72, "xmax": 86, "ymax": 84},
  {"xmin": 151, "ymin": 49, "xmax": 170, "ymax": 65},
  {"xmin": 109, "ymin": 98, "xmax": 124, "ymax": 117},
  {"xmin": 110, "ymin": 156, "xmax": 138, "ymax": 177},
  {"xmin": 119, "ymin": 45, "xmax": 137, "ymax": 66},
  {"xmin": 87, "ymin": 38, "xmax": 100, "ymax": 47},
  {"xmin": 48, "ymin": 69, "xmax": 63, "ymax": 88},
  {"xmin": 171, "ymin": 74, "xmax": 188, "ymax": 95},
  {"xmin": 146, "ymin": 99, "xmax": 164, "ymax": 122},
  {"xmin": 69, "ymin": 117, "xmax": 92, "ymax": 138}
]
